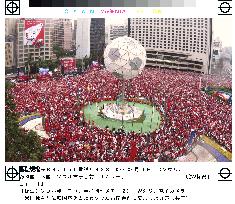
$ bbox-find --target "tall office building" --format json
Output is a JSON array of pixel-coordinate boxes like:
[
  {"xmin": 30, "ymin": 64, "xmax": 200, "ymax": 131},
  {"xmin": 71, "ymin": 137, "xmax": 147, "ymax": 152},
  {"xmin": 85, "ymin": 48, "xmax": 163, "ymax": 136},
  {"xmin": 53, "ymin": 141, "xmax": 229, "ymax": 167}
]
[
  {"xmin": 108, "ymin": 25, "xmax": 128, "ymax": 43},
  {"xmin": 53, "ymin": 19, "xmax": 72, "ymax": 50},
  {"xmin": 5, "ymin": 42, "xmax": 15, "ymax": 70},
  {"xmin": 63, "ymin": 20, "xmax": 73, "ymax": 50},
  {"xmin": 16, "ymin": 18, "xmax": 56, "ymax": 67},
  {"xmin": 76, "ymin": 18, "xmax": 91, "ymax": 59},
  {"xmin": 212, "ymin": 37, "xmax": 222, "ymax": 62},
  {"xmin": 5, "ymin": 19, "xmax": 17, "ymax": 71},
  {"xmin": 90, "ymin": 18, "xmax": 105, "ymax": 56},
  {"xmin": 72, "ymin": 20, "xmax": 77, "ymax": 48},
  {"xmin": 128, "ymin": 18, "xmax": 212, "ymax": 74},
  {"xmin": 5, "ymin": 18, "xmax": 17, "ymax": 37},
  {"xmin": 76, "ymin": 18, "xmax": 105, "ymax": 59}
]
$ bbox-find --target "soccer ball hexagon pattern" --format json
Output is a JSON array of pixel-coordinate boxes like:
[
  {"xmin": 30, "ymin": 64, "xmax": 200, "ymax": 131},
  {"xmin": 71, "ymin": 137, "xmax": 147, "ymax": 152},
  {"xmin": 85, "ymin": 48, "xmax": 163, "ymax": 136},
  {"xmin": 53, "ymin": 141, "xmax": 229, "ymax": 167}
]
[{"xmin": 104, "ymin": 36, "xmax": 146, "ymax": 80}]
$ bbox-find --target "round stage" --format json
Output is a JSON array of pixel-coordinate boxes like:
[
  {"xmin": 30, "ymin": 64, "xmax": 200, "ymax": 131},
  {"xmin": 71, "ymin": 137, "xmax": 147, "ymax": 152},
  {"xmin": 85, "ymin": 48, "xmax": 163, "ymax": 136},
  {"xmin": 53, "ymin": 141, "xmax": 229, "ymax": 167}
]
[
  {"xmin": 100, "ymin": 102, "xmax": 144, "ymax": 121},
  {"xmin": 83, "ymin": 101, "xmax": 161, "ymax": 133}
]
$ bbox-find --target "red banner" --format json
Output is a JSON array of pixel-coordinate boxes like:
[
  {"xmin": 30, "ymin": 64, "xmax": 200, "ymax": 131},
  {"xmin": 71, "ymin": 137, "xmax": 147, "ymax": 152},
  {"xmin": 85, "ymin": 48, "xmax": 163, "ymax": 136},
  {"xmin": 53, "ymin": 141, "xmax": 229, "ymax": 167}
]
[
  {"xmin": 18, "ymin": 75, "xmax": 29, "ymax": 82},
  {"xmin": 37, "ymin": 74, "xmax": 51, "ymax": 81},
  {"xmin": 24, "ymin": 19, "xmax": 45, "ymax": 46},
  {"xmin": 60, "ymin": 58, "xmax": 76, "ymax": 73}
]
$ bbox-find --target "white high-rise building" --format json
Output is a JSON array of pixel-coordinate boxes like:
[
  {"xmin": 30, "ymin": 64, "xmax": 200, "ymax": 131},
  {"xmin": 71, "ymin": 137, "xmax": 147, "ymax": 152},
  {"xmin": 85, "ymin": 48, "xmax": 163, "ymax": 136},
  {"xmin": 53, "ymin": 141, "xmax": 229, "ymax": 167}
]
[
  {"xmin": 76, "ymin": 19, "xmax": 91, "ymax": 59},
  {"xmin": 212, "ymin": 37, "xmax": 222, "ymax": 62},
  {"xmin": 108, "ymin": 25, "xmax": 128, "ymax": 44},
  {"xmin": 5, "ymin": 18, "xmax": 17, "ymax": 37},
  {"xmin": 128, "ymin": 18, "xmax": 213, "ymax": 74}
]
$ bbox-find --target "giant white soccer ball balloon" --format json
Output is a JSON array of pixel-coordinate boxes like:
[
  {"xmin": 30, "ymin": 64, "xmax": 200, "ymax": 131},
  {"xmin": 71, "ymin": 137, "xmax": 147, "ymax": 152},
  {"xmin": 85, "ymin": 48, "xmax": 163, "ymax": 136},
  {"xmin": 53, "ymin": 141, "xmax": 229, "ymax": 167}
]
[{"xmin": 104, "ymin": 36, "xmax": 146, "ymax": 80}]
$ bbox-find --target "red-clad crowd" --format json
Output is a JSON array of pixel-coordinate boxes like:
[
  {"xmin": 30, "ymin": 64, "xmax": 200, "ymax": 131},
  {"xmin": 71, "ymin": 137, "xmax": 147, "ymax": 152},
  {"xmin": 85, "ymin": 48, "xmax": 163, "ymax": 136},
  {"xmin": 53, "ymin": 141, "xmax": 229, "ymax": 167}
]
[{"xmin": 10, "ymin": 66, "xmax": 232, "ymax": 162}]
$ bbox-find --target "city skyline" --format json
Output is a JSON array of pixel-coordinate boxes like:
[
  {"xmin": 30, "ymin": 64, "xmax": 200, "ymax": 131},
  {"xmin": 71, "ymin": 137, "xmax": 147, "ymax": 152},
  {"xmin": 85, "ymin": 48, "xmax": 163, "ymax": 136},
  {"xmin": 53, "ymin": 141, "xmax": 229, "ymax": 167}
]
[
  {"xmin": 78, "ymin": 18, "xmax": 232, "ymax": 47},
  {"xmin": 106, "ymin": 18, "xmax": 232, "ymax": 48},
  {"xmin": 5, "ymin": 18, "xmax": 232, "ymax": 70},
  {"xmin": 6, "ymin": 18, "xmax": 233, "ymax": 48}
]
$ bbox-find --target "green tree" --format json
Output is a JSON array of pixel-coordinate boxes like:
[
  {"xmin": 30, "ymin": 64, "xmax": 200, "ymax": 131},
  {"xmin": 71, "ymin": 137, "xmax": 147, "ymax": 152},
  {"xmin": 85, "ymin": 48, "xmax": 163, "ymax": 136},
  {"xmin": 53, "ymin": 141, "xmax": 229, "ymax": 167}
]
[
  {"xmin": 42, "ymin": 59, "xmax": 49, "ymax": 67},
  {"xmin": 64, "ymin": 49, "xmax": 75, "ymax": 57},
  {"xmin": 26, "ymin": 53, "xmax": 33, "ymax": 66},
  {"xmin": 30, "ymin": 64, "xmax": 37, "ymax": 75},
  {"xmin": 83, "ymin": 55, "xmax": 90, "ymax": 69},
  {"xmin": 76, "ymin": 59, "xmax": 83, "ymax": 68},
  {"xmin": 53, "ymin": 44, "xmax": 66, "ymax": 59},
  {"xmin": 51, "ymin": 59, "xmax": 59, "ymax": 71},
  {"xmin": 5, "ymin": 81, "xmax": 44, "ymax": 162}
]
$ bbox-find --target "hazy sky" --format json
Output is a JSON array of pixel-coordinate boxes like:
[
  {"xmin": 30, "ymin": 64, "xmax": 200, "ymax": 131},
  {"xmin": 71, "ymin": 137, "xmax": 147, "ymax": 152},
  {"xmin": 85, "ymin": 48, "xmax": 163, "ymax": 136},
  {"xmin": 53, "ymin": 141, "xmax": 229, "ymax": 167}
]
[
  {"xmin": 213, "ymin": 18, "xmax": 232, "ymax": 47},
  {"xmin": 106, "ymin": 18, "xmax": 128, "ymax": 25}
]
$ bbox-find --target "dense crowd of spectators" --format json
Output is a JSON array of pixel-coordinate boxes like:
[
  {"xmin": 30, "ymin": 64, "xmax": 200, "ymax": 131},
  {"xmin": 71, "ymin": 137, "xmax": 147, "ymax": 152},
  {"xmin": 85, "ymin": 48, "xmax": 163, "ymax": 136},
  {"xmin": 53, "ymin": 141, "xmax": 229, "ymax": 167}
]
[{"xmin": 10, "ymin": 66, "xmax": 232, "ymax": 162}]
